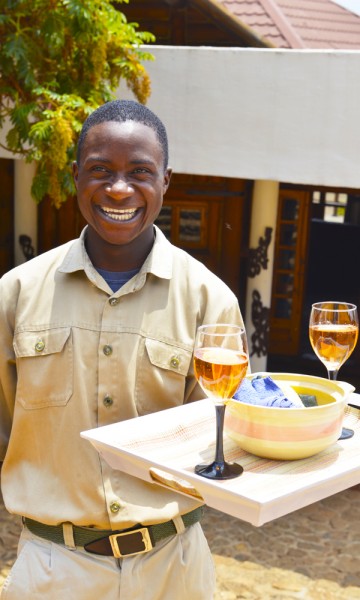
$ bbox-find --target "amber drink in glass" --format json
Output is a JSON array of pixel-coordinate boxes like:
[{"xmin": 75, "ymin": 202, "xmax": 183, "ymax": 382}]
[
  {"xmin": 309, "ymin": 301, "xmax": 358, "ymax": 439},
  {"xmin": 193, "ymin": 324, "xmax": 248, "ymax": 480}
]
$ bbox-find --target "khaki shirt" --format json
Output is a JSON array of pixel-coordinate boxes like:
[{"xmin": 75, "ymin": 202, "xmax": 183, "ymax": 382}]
[{"xmin": 0, "ymin": 226, "xmax": 243, "ymax": 529}]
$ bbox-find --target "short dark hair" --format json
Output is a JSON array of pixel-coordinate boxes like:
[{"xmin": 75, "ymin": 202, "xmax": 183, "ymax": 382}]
[{"xmin": 77, "ymin": 100, "xmax": 169, "ymax": 169}]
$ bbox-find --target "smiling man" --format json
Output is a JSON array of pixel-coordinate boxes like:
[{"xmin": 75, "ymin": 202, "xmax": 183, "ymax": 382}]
[
  {"xmin": 73, "ymin": 104, "xmax": 171, "ymax": 271},
  {"xmin": 0, "ymin": 100, "xmax": 244, "ymax": 599}
]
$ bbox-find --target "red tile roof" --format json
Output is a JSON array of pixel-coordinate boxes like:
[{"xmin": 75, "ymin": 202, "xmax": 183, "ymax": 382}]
[{"xmin": 217, "ymin": 0, "xmax": 360, "ymax": 48}]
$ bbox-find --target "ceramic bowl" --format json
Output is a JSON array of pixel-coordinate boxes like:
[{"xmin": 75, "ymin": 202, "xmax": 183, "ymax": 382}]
[{"xmin": 224, "ymin": 373, "xmax": 355, "ymax": 460}]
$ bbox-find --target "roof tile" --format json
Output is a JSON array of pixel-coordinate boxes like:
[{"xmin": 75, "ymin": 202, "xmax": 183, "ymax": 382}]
[{"xmin": 218, "ymin": 0, "xmax": 360, "ymax": 48}]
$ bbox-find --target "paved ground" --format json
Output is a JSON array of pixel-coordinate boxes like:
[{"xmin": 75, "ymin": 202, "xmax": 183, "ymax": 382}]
[{"xmin": 1, "ymin": 486, "xmax": 360, "ymax": 599}]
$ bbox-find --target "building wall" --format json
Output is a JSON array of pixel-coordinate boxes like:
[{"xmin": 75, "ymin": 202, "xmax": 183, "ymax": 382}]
[{"xmin": 118, "ymin": 46, "xmax": 360, "ymax": 189}]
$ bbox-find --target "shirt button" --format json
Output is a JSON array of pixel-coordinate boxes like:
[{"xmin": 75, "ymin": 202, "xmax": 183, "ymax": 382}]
[
  {"xmin": 170, "ymin": 356, "xmax": 180, "ymax": 369},
  {"xmin": 103, "ymin": 345, "xmax": 113, "ymax": 356},
  {"xmin": 110, "ymin": 501, "xmax": 121, "ymax": 514},
  {"xmin": 103, "ymin": 395, "xmax": 113, "ymax": 408},
  {"xmin": 109, "ymin": 298, "xmax": 119, "ymax": 306},
  {"xmin": 35, "ymin": 340, "xmax": 45, "ymax": 352}
]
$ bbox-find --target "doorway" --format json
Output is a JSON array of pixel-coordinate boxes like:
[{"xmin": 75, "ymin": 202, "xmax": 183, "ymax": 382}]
[{"xmin": 0, "ymin": 159, "xmax": 14, "ymax": 276}]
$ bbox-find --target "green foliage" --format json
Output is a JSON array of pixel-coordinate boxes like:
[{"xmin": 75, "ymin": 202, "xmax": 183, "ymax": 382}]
[{"xmin": 0, "ymin": 0, "xmax": 155, "ymax": 206}]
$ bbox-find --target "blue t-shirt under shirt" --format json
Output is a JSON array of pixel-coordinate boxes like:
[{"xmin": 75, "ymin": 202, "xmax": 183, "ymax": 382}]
[{"xmin": 97, "ymin": 267, "xmax": 140, "ymax": 293}]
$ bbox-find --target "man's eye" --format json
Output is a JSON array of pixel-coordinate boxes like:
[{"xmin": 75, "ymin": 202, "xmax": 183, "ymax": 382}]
[
  {"xmin": 92, "ymin": 166, "xmax": 108, "ymax": 173},
  {"xmin": 132, "ymin": 168, "xmax": 150, "ymax": 174}
]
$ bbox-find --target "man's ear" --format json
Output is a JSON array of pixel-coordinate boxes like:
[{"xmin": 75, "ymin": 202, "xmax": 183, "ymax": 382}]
[
  {"xmin": 72, "ymin": 161, "xmax": 79, "ymax": 189},
  {"xmin": 163, "ymin": 167, "xmax": 172, "ymax": 195}
]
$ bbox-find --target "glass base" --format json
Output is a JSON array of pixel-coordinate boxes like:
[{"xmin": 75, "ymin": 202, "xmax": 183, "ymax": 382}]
[
  {"xmin": 339, "ymin": 427, "xmax": 354, "ymax": 440},
  {"xmin": 195, "ymin": 461, "xmax": 243, "ymax": 480}
]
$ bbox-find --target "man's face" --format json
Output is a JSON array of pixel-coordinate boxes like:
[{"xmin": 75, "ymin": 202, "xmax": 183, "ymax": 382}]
[{"xmin": 73, "ymin": 120, "xmax": 171, "ymax": 251}]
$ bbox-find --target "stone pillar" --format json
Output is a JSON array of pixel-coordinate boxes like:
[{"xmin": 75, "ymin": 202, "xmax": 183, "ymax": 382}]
[
  {"xmin": 14, "ymin": 160, "xmax": 37, "ymax": 266},
  {"xmin": 245, "ymin": 180, "xmax": 279, "ymax": 372}
]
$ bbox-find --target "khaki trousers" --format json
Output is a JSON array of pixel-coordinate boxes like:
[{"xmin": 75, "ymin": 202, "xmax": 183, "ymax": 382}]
[{"xmin": 1, "ymin": 523, "xmax": 215, "ymax": 600}]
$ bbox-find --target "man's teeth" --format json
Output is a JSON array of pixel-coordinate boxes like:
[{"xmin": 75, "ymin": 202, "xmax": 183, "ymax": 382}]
[{"xmin": 101, "ymin": 207, "xmax": 137, "ymax": 221}]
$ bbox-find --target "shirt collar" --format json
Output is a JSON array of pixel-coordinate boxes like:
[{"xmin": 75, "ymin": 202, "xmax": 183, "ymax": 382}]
[
  {"xmin": 58, "ymin": 225, "xmax": 173, "ymax": 280},
  {"xmin": 141, "ymin": 225, "xmax": 173, "ymax": 279}
]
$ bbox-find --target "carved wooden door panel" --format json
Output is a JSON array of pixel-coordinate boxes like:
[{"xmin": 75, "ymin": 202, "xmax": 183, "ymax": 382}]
[
  {"xmin": 155, "ymin": 174, "xmax": 250, "ymax": 304},
  {"xmin": 268, "ymin": 188, "xmax": 311, "ymax": 355},
  {"xmin": 156, "ymin": 199, "xmax": 222, "ymax": 274}
]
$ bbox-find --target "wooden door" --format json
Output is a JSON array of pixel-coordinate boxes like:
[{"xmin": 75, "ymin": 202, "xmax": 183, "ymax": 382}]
[
  {"xmin": 156, "ymin": 174, "xmax": 250, "ymax": 304},
  {"xmin": 156, "ymin": 197, "xmax": 223, "ymax": 273},
  {"xmin": 268, "ymin": 188, "xmax": 311, "ymax": 355},
  {"xmin": 0, "ymin": 159, "xmax": 14, "ymax": 276},
  {"xmin": 37, "ymin": 195, "xmax": 86, "ymax": 255}
]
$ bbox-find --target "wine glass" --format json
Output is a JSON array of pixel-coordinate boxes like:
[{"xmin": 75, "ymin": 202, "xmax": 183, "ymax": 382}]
[
  {"xmin": 309, "ymin": 301, "xmax": 359, "ymax": 440},
  {"xmin": 193, "ymin": 323, "xmax": 249, "ymax": 480}
]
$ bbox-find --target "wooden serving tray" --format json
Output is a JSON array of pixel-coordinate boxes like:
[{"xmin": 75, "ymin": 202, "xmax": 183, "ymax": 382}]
[{"xmin": 81, "ymin": 395, "xmax": 360, "ymax": 527}]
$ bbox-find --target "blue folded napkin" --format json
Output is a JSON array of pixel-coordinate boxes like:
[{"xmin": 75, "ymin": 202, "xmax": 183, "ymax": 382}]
[{"xmin": 233, "ymin": 376, "xmax": 298, "ymax": 408}]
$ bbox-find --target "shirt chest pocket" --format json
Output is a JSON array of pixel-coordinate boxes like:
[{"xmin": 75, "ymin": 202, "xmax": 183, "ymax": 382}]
[
  {"xmin": 14, "ymin": 328, "xmax": 73, "ymax": 409},
  {"xmin": 136, "ymin": 338, "xmax": 193, "ymax": 414}
]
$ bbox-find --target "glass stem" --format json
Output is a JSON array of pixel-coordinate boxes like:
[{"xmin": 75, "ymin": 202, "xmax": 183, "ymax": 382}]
[
  {"xmin": 328, "ymin": 370, "xmax": 338, "ymax": 381},
  {"xmin": 214, "ymin": 404, "xmax": 226, "ymax": 464}
]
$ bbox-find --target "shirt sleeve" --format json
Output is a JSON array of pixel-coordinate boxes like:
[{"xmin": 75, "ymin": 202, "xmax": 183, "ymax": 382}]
[{"xmin": 0, "ymin": 277, "xmax": 17, "ymax": 461}]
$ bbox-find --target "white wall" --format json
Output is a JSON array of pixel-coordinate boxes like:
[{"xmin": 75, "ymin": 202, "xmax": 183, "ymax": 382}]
[{"xmin": 120, "ymin": 46, "xmax": 360, "ymax": 188}]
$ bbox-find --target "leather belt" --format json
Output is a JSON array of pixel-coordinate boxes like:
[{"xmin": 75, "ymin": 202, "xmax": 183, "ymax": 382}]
[{"xmin": 24, "ymin": 507, "xmax": 203, "ymax": 558}]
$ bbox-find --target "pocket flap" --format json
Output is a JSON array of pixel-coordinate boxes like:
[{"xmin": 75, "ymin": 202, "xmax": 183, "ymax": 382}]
[
  {"xmin": 14, "ymin": 328, "xmax": 71, "ymax": 358},
  {"xmin": 145, "ymin": 339, "xmax": 192, "ymax": 376}
]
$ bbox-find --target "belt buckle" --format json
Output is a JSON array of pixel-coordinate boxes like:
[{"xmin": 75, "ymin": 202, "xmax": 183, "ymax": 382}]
[{"xmin": 109, "ymin": 527, "xmax": 153, "ymax": 558}]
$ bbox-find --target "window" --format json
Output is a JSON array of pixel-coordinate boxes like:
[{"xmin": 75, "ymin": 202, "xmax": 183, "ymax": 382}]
[
  {"xmin": 155, "ymin": 203, "xmax": 208, "ymax": 248},
  {"xmin": 312, "ymin": 191, "xmax": 348, "ymax": 223}
]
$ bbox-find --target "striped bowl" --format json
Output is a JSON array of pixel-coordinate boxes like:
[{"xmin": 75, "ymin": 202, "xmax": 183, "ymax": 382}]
[{"xmin": 224, "ymin": 373, "xmax": 355, "ymax": 460}]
